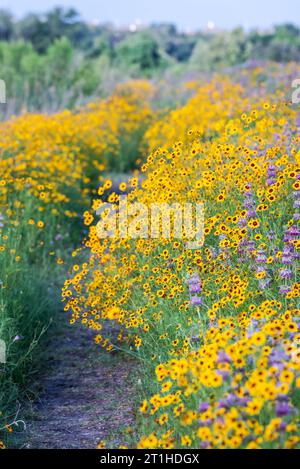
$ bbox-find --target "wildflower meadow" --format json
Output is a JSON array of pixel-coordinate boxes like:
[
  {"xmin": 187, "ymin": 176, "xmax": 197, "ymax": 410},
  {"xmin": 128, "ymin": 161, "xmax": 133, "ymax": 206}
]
[
  {"xmin": 62, "ymin": 66, "xmax": 300, "ymax": 449},
  {"xmin": 0, "ymin": 12, "xmax": 299, "ymax": 452}
]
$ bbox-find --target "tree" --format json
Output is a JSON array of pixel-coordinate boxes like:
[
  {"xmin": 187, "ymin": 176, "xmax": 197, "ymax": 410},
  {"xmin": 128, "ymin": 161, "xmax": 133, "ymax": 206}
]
[
  {"xmin": 0, "ymin": 9, "xmax": 14, "ymax": 41},
  {"xmin": 17, "ymin": 13, "xmax": 49, "ymax": 53},
  {"xmin": 116, "ymin": 32, "xmax": 163, "ymax": 73},
  {"xmin": 45, "ymin": 37, "xmax": 74, "ymax": 84},
  {"xmin": 45, "ymin": 7, "xmax": 92, "ymax": 49},
  {"xmin": 17, "ymin": 7, "xmax": 92, "ymax": 53},
  {"xmin": 190, "ymin": 29, "xmax": 251, "ymax": 71}
]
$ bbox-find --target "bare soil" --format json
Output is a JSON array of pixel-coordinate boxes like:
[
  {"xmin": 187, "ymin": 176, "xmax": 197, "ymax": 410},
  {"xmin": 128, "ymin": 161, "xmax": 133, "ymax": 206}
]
[{"xmin": 21, "ymin": 321, "xmax": 136, "ymax": 449}]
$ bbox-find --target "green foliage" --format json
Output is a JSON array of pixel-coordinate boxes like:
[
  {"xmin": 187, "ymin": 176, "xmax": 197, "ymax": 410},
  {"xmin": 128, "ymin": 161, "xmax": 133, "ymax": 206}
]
[
  {"xmin": 0, "ymin": 7, "xmax": 299, "ymax": 73},
  {"xmin": 191, "ymin": 28, "xmax": 252, "ymax": 71},
  {"xmin": 0, "ymin": 38, "xmax": 100, "ymax": 117},
  {"xmin": 248, "ymin": 24, "xmax": 300, "ymax": 62},
  {"xmin": 151, "ymin": 23, "xmax": 197, "ymax": 62},
  {"xmin": 17, "ymin": 7, "xmax": 93, "ymax": 53},
  {"xmin": 0, "ymin": 7, "xmax": 300, "ymax": 116},
  {"xmin": 0, "ymin": 192, "xmax": 68, "ymax": 411},
  {"xmin": 0, "ymin": 9, "xmax": 13, "ymax": 41}
]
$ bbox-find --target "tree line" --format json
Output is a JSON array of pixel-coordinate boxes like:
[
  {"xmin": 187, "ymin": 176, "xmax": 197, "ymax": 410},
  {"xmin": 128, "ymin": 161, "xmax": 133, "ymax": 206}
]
[
  {"xmin": 0, "ymin": 6, "xmax": 299, "ymax": 117},
  {"xmin": 1, "ymin": 7, "xmax": 300, "ymax": 69}
]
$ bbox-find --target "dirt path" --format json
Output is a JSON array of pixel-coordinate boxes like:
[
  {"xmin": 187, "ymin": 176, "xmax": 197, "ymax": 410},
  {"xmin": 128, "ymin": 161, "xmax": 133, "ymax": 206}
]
[{"xmin": 21, "ymin": 321, "xmax": 136, "ymax": 449}]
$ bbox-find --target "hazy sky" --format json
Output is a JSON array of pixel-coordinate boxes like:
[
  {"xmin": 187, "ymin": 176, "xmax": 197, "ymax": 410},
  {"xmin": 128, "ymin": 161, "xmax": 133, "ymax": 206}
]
[{"xmin": 1, "ymin": 0, "xmax": 299, "ymax": 30}]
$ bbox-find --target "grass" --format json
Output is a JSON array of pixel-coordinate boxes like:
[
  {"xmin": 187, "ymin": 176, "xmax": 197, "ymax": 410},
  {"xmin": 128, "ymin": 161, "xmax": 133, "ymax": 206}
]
[{"xmin": 0, "ymin": 187, "xmax": 80, "ymax": 445}]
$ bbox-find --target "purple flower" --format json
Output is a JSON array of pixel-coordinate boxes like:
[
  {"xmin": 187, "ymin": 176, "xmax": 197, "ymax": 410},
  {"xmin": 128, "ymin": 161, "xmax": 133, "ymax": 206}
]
[
  {"xmin": 217, "ymin": 399, "xmax": 229, "ymax": 409},
  {"xmin": 284, "ymin": 225, "xmax": 300, "ymax": 242},
  {"xmin": 187, "ymin": 273, "xmax": 203, "ymax": 306},
  {"xmin": 189, "ymin": 283, "xmax": 202, "ymax": 294},
  {"xmin": 279, "ymin": 268, "xmax": 292, "ymax": 279},
  {"xmin": 238, "ymin": 218, "xmax": 247, "ymax": 227},
  {"xmin": 267, "ymin": 230, "xmax": 275, "ymax": 241},
  {"xmin": 243, "ymin": 199, "xmax": 255, "ymax": 209},
  {"xmin": 267, "ymin": 178, "xmax": 276, "ymax": 186},
  {"xmin": 293, "ymin": 200, "xmax": 300, "ymax": 209},
  {"xmin": 200, "ymin": 441, "xmax": 210, "ymax": 449},
  {"xmin": 247, "ymin": 209, "xmax": 257, "ymax": 219},
  {"xmin": 186, "ymin": 274, "xmax": 200, "ymax": 285},
  {"xmin": 256, "ymin": 250, "xmax": 267, "ymax": 263},
  {"xmin": 199, "ymin": 402, "xmax": 210, "ymax": 413},
  {"xmin": 190, "ymin": 296, "xmax": 203, "ymax": 306},
  {"xmin": 217, "ymin": 352, "xmax": 231, "ymax": 364},
  {"xmin": 281, "ymin": 246, "xmax": 294, "ymax": 265},
  {"xmin": 256, "ymin": 266, "xmax": 266, "ymax": 274},
  {"xmin": 269, "ymin": 348, "xmax": 289, "ymax": 366},
  {"xmin": 247, "ymin": 240, "xmax": 256, "ymax": 253},
  {"xmin": 217, "ymin": 370, "xmax": 231, "ymax": 378},
  {"xmin": 279, "ymin": 421, "xmax": 287, "ymax": 432}
]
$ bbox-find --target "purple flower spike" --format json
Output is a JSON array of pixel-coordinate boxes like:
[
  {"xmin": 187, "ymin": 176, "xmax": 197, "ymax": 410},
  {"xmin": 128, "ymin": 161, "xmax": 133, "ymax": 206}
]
[
  {"xmin": 279, "ymin": 285, "xmax": 292, "ymax": 295},
  {"xmin": 191, "ymin": 296, "xmax": 203, "ymax": 306},
  {"xmin": 189, "ymin": 283, "xmax": 202, "ymax": 294},
  {"xmin": 199, "ymin": 402, "xmax": 210, "ymax": 413},
  {"xmin": 279, "ymin": 268, "xmax": 292, "ymax": 279}
]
